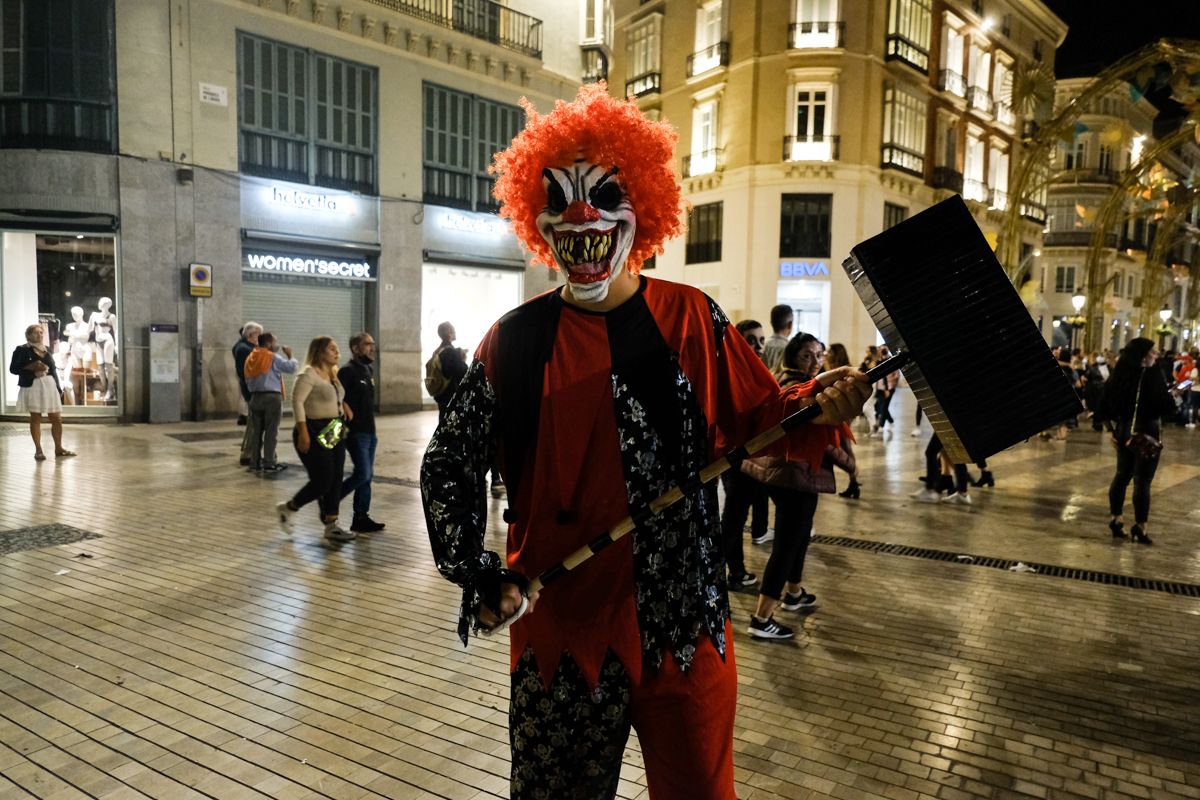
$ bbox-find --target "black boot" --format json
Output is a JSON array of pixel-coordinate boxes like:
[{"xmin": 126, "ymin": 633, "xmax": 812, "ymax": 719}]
[
  {"xmin": 1108, "ymin": 520, "xmax": 1126, "ymax": 539},
  {"xmin": 1130, "ymin": 525, "xmax": 1153, "ymax": 545},
  {"xmin": 839, "ymin": 479, "xmax": 861, "ymax": 499},
  {"xmin": 972, "ymin": 470, "xmax": 995, "ymax": 488}
]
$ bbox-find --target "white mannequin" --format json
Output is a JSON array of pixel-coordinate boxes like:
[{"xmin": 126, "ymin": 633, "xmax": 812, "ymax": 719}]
[
  {"xmin": 89, "ymin": 297, "xmax": 117, "ymax": 402},
  {"xmin": 64, "ymin": 306, "xmax": 90, "ymax": 368},
  {"xmin": 53, "ymin": 341, "xmax": 76, "ymax": 405}
]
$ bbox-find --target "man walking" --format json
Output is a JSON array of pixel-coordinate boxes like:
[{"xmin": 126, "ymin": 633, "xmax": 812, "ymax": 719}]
[
  {"xmin": 761, "ymin": 304, "xmax": 793, "ymax": 373},
  {"xmin": 242, "ymin": 332, "xmax": 297, "ymax": 472},
  {"xmin": 430, "ymin": 322, "xmax": 468, "ymax": 421},
  {"xmin": 340, "ymin": 332, "xmax": 385, "ymax": 533},
  {"xmin": 233, "ymin": 321, "xmax": 261, "ymax": 463}
]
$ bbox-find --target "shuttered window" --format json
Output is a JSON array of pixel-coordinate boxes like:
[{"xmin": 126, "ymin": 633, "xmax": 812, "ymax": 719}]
[{"xmin": 423, "ymin": 83, "xmax": 521, "ymax": 212}]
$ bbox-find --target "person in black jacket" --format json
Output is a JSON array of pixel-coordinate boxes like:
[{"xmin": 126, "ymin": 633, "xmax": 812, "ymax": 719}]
[
  {"xmin": 1099, "ymin": 338, "xmax": 1177, "ymax": 544},
  {"xmin": 9, "ymin": 324, "xmax": 75, "ymax": 461},
  {"xmin": 233, "ymin": 322, "xmax": 261, "ymax": 434},
  {"xmin": 433, "ymin": 322, "xmax": 468, "ymax": 419},
  {"xmin": 339, "ymin": 332, "xmax": 385, "ymax": 533}
]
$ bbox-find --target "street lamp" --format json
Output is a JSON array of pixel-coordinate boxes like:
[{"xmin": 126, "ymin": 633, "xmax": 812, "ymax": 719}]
[
  {"xmin": 1066, "ymin": 289, "xmax": 1087, "ymax": 350},
  {"xmin": 1156, "ymin": 304, "xmax": 1174, "ymax": 349}
]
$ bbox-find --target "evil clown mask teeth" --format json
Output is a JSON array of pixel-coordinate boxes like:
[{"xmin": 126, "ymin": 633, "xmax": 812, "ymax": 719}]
[{"xmin": 536, "ymin": 161, "xmax": 636, "ymax": 304}]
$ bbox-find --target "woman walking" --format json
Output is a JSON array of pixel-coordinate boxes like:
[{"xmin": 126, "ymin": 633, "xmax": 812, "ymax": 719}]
[
  {"xmin": 276, "ymin": 336, "xmax": 354, "ymax": 542},
  {"xmin": 1100, "ymin": 338, "xmax": 1176, "ymax": 544},
  {"xmin": 9, "ymin": 324, "xmax": 75, "ymax": 461},
  {"xmin": 743, "ymin": 334, "xmax": 852, "ymax": 639},
  {"xmin": 825, "ymin": 343, "xmax": 862, "ymax": 499}
]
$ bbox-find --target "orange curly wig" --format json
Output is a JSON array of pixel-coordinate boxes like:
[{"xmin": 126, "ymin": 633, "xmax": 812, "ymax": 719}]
[{"xmin": 490, "ymin": 83, "xmax": 685, "ymax": 273}]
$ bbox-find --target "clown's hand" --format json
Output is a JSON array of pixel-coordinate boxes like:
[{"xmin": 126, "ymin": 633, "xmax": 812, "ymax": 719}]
[
  {"xmin": 477, "ymin": 569, "xmax": 539, "ymax": 635},
  {"xmin": 810, "ymin": 368, "xmax": 872, "ymax": 426}
]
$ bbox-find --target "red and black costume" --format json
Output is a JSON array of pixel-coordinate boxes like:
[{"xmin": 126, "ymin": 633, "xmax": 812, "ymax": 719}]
[{"xmin": 422, "ymin": 276, "xmax": 839, "ymax": 798}]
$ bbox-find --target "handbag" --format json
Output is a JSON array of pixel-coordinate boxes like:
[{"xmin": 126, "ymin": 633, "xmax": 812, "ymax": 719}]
[
  {"xmin": 1124, "ymin": 371, "xmax": 1163, "ymax": 460},
  {"xmin": 316, "ymin": 417, "xmax": 346, "ymax": 449}
]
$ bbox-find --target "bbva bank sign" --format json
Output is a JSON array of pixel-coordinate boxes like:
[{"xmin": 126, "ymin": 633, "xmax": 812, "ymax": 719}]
[{"xmin": 779, "ymin": 260, "xmax": 830, "ymax": 278}]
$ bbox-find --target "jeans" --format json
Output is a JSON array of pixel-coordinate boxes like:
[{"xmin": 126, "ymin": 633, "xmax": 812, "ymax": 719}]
[
  {"xmin": 292, "ymin": 419, "xmax": 347, "ymax": 520},
  {"xmin": 1109, "ymin": 443, "xmax": 1160, "ymax": 523},
  {"xmin": 341, "ymin": 432, "xmax": 377, "ymax": 517},
  {"xmin": 244, "ymin": 392, "xmax": 283, "ymax": 467}
]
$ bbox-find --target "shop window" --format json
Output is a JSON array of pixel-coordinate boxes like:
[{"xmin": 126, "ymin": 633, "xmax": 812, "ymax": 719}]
[
  {"xmin": 883, "ymin": 202, "xmax": 907, "ymax": 230},
  {"xmin": 423, "ymin": 83, "xmax": 521, "ymax": 213},
  {"xmin": 0, "ymin": 0, "xmax": 116, "ymax": 152},
  {"xmin": 686, "ymin": 202, "xmax": 723, "ymax": 264},
  {"xmin": 779, "ymin": 194, "xmax": 832, "ymax": 258},
  {"xmin": 238, "ymin": 33, "xmax": 378, "ymax": 194},
  {"xmin": 2, "ymin": 232, "xmax": 119, "ymax": 414}
]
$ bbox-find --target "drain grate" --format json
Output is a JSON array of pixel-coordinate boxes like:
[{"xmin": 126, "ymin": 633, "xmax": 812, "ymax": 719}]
[
  {"xmin": 813, "ymin": 535, "xmax": 1200, "ymax": 598},
  {"xmin": 374, "ymin": 475, "xmax": 422, "ymax": 489},
  {"xmin": 0, "ymin": 524, "xmax": 102, "ymax": 556}
]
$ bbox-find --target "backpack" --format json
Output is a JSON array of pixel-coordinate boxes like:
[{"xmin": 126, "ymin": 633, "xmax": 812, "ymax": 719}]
[{"xmin": 424, "ymin": 346, "xmax": 450, "ymax": 397}]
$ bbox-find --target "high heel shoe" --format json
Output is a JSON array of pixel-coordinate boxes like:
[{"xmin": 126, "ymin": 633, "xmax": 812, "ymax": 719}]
[
  {"xmin": 972, "ymin": 470, "xmax": 995, "ymax": 488},
  {"xmin": 839, "ymin": 479, "xmax": 861, "ymax": 499},
  {"xmin": 1108, "ymin": 520, "xmax": 1126, "ymax": 539},
  {"xmin": 1130, "ymin": 525, "xmax": 1153, "ymax": 545}
]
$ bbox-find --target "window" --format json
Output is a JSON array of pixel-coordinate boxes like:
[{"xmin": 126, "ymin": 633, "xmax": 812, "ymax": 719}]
[
  {"xmin": 792, "ymin": 0, "xmax": 841, "ymax": 48},
  {"xmin": 966, "ymin": 43, "xmax": 991, "ymax": 113},
  {"xmin": 1063, "ymin": 137, "xmax": 1086, "ymax": 170},
  {"xmin": 992, "ymin": 57, "xmax": 1013, "ymax": 124},
  {"xmin": 939, "ymin": 19, "xmax": 965, "ymax": 96},
  {"xmin": 988, "ymin": 146, "xmax": 1009, "ymax": 209},
  {"xmin": 1113, "ymin": 272, "xmax": 1123, "ymax": 298},
  {"xmin": 787, "ymin": 84, "xmax": 836, "ymax": 161},
  {"xmin": 1098, "ymin": 144, "xmax": 1114, "ymax": 174},
  {"xmin": 780, "ymin": 194, "xmax": 832, "ymax": 258},
  {"xmin": 0, "ymin": 0, "xmax": 116, "ymax": 152},
  {"xmin": 688, "ymin": 99, "xmax": 720, "ymax": 176},
  {"xmin": 686, "ymin": 202, "xmax": 723, "ymax": 264},
  {"xmin": 239, "ymin": 33, "xmax": 377, "ymax": 193},
  {"xmin": 884, "ymin": 202, "xmax": 907, "ymax": 230},
  {"xmin": 583, "ymin": 0, "xmax": 613, "ymax": 45},
  {"xmin": 423, "ymin": 83, "xmax": 521, "ymax": 212},
  {"xmin": 963, "ymin": 130, "xmax": 986, "ymax": 201},
  {"xmin": 626, "ymin": 15, "xmax": 661, "ymax": 96},
  {"xmin": 690, "ymin": 0, "xmax": 724, "ymax": 75},
  {"xmin": 881, "ymin": 83, "xmax": 926, "ymax": 176},
  {"xmin": 1054, "ymin": 265, "xmax": 1076, "ymax": 294},
  {"xmin": 886, "ymin": 0, "xmax": 932, "ymax": 71}
]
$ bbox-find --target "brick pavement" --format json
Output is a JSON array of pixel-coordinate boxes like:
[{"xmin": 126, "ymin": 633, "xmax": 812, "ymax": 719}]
[{"xmin": 0, "ymin": 393, "xmax": 1197, "ymax": 799}]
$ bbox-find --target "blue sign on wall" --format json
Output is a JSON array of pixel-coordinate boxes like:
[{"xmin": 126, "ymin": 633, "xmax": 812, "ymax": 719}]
[{"xmin": 779, "ymin": 261, "xmax": 830, "ymax": 278}]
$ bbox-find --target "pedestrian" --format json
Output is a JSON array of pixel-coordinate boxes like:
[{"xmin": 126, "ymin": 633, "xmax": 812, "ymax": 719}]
[
  {"xmin": 1083, "ymin": 353, "xmax": 1110, "ymax": 431},
  {"xmin": 761, "ymin": 304, "xmax": 793, "ymax": 373},
  {"xmin": 242, "ymin": 332, "xmax": 297, "ymax": 473},
  {"xmin": 233, "ymin": 322, "xmax": 261, "ymax": 434},
  {"xmin": 421, "ymin": 85, "xmax": 871, "ymax": 800},
  {"xmin": 9, "ymin": 323, "xmax": 75, "ymax": 461},
  {"xmin": 870, "ymin": 349, "xmax": 898, "ymax": 435},
  {"xmin": 428, "ymin": 322, "xmax": 468, "ymax": 421},
  {"xmin": 339, "ymin": 332, "xmax": 385, "ymax": 533},
  {"xmin": 1099, "ymin": 337, "xmax": 1177, "ymax": 544},
  {"xmin": 276, "ymin": 336, "xmax": 353, "ymax": 543}
]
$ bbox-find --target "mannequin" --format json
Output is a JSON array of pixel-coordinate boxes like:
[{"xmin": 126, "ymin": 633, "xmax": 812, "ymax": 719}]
[
  {"xmin": 53, "ymin": 341, "xmax": 76, "ymax": 405},
  {"xmin": 89, "ymin": 297, "xmax": 117, "ymax": 402},
  {"xmin": 63, "ymin": 306, "xmax": 91, "ymax": 401}
]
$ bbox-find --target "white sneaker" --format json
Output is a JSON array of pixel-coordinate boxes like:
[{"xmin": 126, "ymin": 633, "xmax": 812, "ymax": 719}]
[
  {"xmin": 751, "ymin": 529, "xmax": 775, "ymax": 545},
  {"xmin": 910, "ymin": 488, "xmax": 941, "ymax": 503},
  {"xmin": 942, "ymin": 492, "xmax": 972, "ymax": 506},
  {"xmin": 910, "ymin": 427, "xmax": 921, "ymax": 437},
  {"xmin": 275, "ymin": 501, "xmax": 295, "ymax": 534},
  {"xmin": 324, "ymin": 523, "xmax": 357, "ymax": 543}
]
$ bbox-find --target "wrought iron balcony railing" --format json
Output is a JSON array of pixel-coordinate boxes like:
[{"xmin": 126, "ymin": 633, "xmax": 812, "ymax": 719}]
[
  {"xmin": 994, "ymin": 100, "xmax": 1015, "ymax": 128},
  {"xmin": 881, "ymin": 143, "xmax": 924, "ymax": 177},
  {"xmin": 687, "ymin": 41, "xmax": 729, "ymax": 77},
  {"xmin": 0, "ymin": 98, "xmax": 116, "ymax": 154},
  {"xmin": 932, "ymin": 166, "xmax": 964, "ymax": 193},
  {"xmin": 885, "ymin": 34, "xmax": 929, "ymax": 72},
  {"xmin": 581, "ymin": 45, "xmax": 608, "ymax": 83},
  {"xmin": 625, "ymin": 71, "xmax": 661, "ymax": 98},
  {"xmin": 938, "ymin": 69, "xmax": 965, "ymax": 97},
  {"xmin": 966, "ymin": 86, "xmax": 993, "ymax": 116},
  {"xmin": 364, "ymin": 0, "xmax": 543, "ymax": 58},
  {"xmin": 1054, "ymin": 167, "xmax": 1118, "ymax": 185},
  {"xmin": 789, "ymin": 20, "xmax": 844, "ymax": 49},
  {"xmin": 1043, "ymin": 231, "xmax": 1119, "ymax": 248},
  {"xmin": 683, "ymin": 148, "xmax": 725, "ymax": 178},
  {"xmin": 783, "ymin": 134, "xmax": 840, "ymax": 162},
  {"xmin": 963, "ymin": 177, "xmax": 989, "ymax": 203},
  {"xmin": 988, "ymin": 188, "xmax": 1008, "ymax": 211},
  {"xmin": 1020, "ymin": 200, "xmax": 1047, "ymax": 224}
]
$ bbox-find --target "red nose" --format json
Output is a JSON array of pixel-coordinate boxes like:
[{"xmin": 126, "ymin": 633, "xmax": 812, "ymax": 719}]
[{"xmin": 562, "ymin": 200, "xmax": 600, "ymax": 224}]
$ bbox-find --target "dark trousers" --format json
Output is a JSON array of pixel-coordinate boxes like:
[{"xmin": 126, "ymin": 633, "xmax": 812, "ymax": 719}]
[
  {"xmin": 340, "ymin": 432, "xmax": 377, "ymax": 517},
  {"xmin": 244, "ymin": 391, "xmax": 283, "ymax": 467},
  {"xmin": 292, "ymin": 419, "xmax": 347, "ymax": 520},
  {"xmin": 1109, "ymin": 444, "xmax": 1159, "ymax": 523},
  {"xmin": 874, "ymin": 391, "xmax": 895, "ymax": 427},
  {"xmin": 760, "ymin": 487, "xmax": 819, "ymax": 600},
  {"xmin": 719, "ymin": 470, "xmax": 765, "ymax": 576},
  {"xmin": 923, "ymin": 434, "xmax": 987, "ymax": 492}
]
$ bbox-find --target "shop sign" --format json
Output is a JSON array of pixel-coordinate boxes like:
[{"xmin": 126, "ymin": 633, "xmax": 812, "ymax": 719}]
[
  {"xmin": 268, "ymin": 186, "xmax": 356, "ymax": 215},
  {"xmin": 779, "ymin": 260, "xmax": 830, "ymax": 279},
  {"xmin": 245, "ymin": 252, "xmax": 373, "ymax": 280},
  {"xmin": 437, "ymin": 210, "xmax": 508, "ymax": 236},
  {"xmin": 240, "ymin": 176, "xmax": 379, "ymax": 246}
]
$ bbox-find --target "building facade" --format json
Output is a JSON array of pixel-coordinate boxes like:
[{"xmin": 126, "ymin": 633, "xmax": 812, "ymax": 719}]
[
  {"xmin": 0, "ymin": 0, "xmax": 591, "ymax": 421},
  {"xmin": 608, "ymin": 0, "xmax": 1066, "ymax": 357},
  {"xmin": 1038, "ymin": 78, "xmax": 1200, "ymax": 354}
]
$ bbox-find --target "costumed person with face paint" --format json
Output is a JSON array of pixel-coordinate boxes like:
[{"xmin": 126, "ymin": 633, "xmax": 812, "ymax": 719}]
[{"xmin": 420, "ymin": 84, "xmax": 871, "ymax": 800}]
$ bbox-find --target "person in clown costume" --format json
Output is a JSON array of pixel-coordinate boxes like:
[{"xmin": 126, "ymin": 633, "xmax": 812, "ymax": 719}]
[{"xmin": 421, "ymin": 84, "xmax": 870, "ymax": 800}]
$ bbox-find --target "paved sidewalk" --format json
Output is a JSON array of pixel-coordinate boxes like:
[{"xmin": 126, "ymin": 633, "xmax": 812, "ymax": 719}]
[{"xmin": 0, "ymin": 397, "xmax": 1197, "ymax": 799}]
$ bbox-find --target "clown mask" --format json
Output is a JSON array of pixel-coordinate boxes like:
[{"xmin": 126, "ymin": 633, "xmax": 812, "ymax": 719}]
[{"xmin": 537, "ymin": 161, "xmax": 636, "ymax": 304}]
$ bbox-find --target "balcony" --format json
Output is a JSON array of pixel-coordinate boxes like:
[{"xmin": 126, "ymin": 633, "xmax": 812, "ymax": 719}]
[
  {"xmin": 966, "ymin": 86, "xmax": 993, "ymax": 116},
  {"xmin": 625, "ymin": 71, "xmax": 661, "ymax": 98},
  {"xmin": 881, "ymin": 144, "xmax": 924, "ymax": 177},
  {"xmin": 789, "ymin": 20, "xmax": 844, "ymax": 49},
  {"xmin": 1020, "ymin": 200, "xmax": 1047, "ymax": 224},
  {"xmin": 683, "ymin": 148, "xmax": 725, "ymax": 178},
  {"xmin": 885, "ymin": 35, "xmax": 929, "ymax": 72},
  {"xmin": 994, "ymin": 100, "xmax": 1015, "ymax": 128},
  {"xmin": 932, "ymin": 166, "xmax": 964, "ymax": 193},
  {"xmin": 937, "ymin": 69, "xmax": 966, "ymax": 98},
  {"xmin": 988, "ymin": 188, "xmax": 1008, "ymax": 211},
  {"xmin": 581, "ymin": 46, "xmax": 608, "ymax": 83},
  {"xmin": 687, "ymin": 41, "xmax": 729, "ymax": 77},
  {"xmin": 0, "ymin": 97, "xmax": 116, "ymax": 153},
  {"xmin": 1121, "ymin": 235, "xmax": 1148, "ymax": 252},
  {"xmin": 365, "ymin": 0, "xmax": 543, "ymax": 58},
  {"xmin": 1054, "ymin": 168, "xmax": 1118, "ymax": 185},
  {"xmin": 963, "ymin": 177, "xmax": 989, "ymax": 203},
  {"xmin": 783, "ymin": 134, "xmax": 840, "ymax": 162},
  {"xmin": 1043, "ymin": 231, "xmax": 1119, "ymax": 248}
]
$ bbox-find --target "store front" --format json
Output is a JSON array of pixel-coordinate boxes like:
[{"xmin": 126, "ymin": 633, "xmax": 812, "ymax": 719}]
[
  {"xmin": 776, "ymin": 258, "xmax": 832, "ymax": 345},
  {"xmin": 2, "ymin": 231, "xmax": 122, "ymax": 417},
  {"xmin": 419, "ymin": 206, "xmax": 527, "ymax": 403},
  {"xmin": 239, "ymin": 177, "xmax": 380, "ymax": 393}
]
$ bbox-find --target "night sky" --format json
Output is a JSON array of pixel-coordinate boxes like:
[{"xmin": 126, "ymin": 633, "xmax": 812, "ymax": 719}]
[{"xmin": 1043, "ymin": 0, "xmax": 1200, "ymax": 78}]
